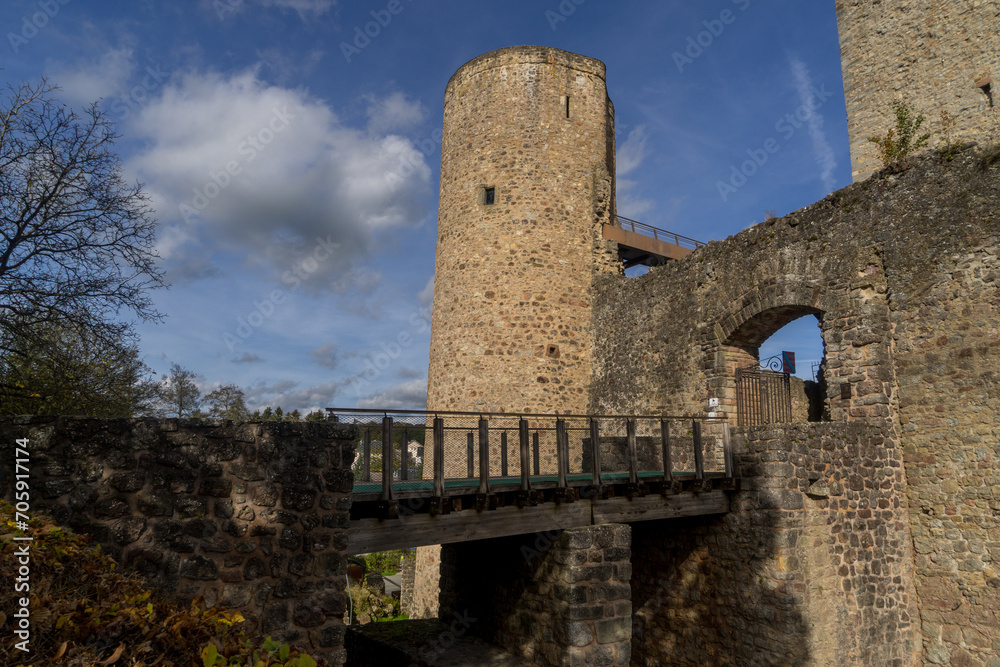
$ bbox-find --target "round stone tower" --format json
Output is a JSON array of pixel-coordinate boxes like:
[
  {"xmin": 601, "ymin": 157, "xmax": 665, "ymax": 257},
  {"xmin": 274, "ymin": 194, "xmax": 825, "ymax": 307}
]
[{"xmin": 426, "ymin": 45, "xmax": 621, "ymax": 416}]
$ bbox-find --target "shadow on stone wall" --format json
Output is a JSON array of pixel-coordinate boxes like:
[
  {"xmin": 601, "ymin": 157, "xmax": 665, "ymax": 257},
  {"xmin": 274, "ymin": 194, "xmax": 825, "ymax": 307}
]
[
  {"xmin": 0, "ymin": 416, "xmax": 356, "ymax": 666},
  {"xmin": 630, "ymin": 421, "xmax": 920, "ymax": 666},
  {"xmin": 631, "ymin": 509, "xmax": 810, "ymax": 666}
]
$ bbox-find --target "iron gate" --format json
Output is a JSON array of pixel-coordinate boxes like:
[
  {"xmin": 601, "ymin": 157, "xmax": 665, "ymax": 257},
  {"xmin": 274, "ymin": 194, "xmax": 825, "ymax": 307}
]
[{"xmin": 735, "ymin": 366, "xmax": 792, "ymax": 427}]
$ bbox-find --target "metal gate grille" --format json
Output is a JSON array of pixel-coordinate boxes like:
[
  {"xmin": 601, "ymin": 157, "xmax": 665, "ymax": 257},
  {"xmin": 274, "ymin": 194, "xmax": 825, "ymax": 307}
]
[{"xmin": 735, "ymin": 367, "xmax": 792, "ymax": 427}]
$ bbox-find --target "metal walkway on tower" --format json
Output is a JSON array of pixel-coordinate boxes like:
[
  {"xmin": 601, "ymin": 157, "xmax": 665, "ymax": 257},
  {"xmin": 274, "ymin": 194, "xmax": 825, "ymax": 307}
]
[{"xmin": 605, "ymin": 215, "xmax": 706, "ymax": 268}]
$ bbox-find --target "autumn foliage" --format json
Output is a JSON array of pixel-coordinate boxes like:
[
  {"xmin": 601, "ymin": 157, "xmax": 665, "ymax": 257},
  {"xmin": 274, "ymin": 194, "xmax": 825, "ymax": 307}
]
[{"xmin": 0, "ymin": 501, "xmax": 322, "ymax": 666}]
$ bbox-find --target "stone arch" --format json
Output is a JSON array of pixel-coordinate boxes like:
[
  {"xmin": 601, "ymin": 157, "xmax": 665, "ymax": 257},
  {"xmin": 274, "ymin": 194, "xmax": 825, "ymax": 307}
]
[{"xmin": 706, "ymin": 281, "xmax": 828, "ymax": 426}]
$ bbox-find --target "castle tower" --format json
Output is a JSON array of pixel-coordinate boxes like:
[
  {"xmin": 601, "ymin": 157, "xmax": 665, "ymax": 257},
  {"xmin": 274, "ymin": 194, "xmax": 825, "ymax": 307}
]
[
  {"xmin": 426, "ymin": 46, "xmax": 621, "ymax": 416},
  {"xmin": 837, "ymin": 0, "xmax": 999, "ymax": 181}
]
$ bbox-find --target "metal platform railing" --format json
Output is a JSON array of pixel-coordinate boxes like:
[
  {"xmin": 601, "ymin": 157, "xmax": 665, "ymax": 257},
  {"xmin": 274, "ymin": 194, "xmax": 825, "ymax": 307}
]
[
  {"xmin": 615, "ymin": 215, "xmax": 706, "ymax": 250},
  {"xmin": 326, "ymin": 408, "xmax": 734, "ymax": 502}
]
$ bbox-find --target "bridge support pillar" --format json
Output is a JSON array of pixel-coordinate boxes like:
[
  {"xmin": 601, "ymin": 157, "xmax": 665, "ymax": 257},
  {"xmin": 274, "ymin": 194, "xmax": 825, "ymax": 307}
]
[{"xmin": 439, "ymin": 523, "xmax": 632, "ymax": 666}]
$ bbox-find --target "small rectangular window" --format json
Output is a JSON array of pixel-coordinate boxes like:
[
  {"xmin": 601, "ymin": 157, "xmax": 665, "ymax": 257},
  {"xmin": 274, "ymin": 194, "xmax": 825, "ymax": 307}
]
[
  {"xmin": 483, "ymin": 186, "xmax": 495, "ymax": 205},
  {"xmin": 564, "ymin": 96, "xmax": 570, "ymax": 118}
]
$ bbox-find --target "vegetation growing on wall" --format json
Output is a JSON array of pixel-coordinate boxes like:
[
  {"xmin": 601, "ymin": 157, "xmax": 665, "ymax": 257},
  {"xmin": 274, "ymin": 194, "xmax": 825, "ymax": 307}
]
[{"xmin": 868, "ymin": 101, "xmax": 931, "ymax": 170}]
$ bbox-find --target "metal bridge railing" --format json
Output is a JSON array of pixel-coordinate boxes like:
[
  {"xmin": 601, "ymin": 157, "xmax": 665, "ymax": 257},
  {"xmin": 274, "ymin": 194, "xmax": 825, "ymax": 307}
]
[
  {"xmin": 327, "ymin": 408, "xmax": 734, "ymax": 502},
  {"xmin": 615, "ymin": 215, "xmax": 706, "ymax": 250}
]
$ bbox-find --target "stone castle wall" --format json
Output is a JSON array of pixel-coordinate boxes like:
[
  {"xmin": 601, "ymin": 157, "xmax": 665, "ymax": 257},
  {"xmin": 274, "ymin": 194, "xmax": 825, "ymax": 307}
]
[
  {"xmin": 438, "ymin": 524, "xmax": 633, "ymax": 666},
  {"xmin": 837, "ymin": 0, "xmax": 1000, "ymax": 181},
  {"xmin": 0, "ymin": 417, "xmax": 355, "ymax": 666},
  {"xmin": 592, "ymin": 150, "xmax": 1000, "ymax": 664},
  {"xmin": 632, "ymin": 421, "xmax": 919, "ymax": 666}
]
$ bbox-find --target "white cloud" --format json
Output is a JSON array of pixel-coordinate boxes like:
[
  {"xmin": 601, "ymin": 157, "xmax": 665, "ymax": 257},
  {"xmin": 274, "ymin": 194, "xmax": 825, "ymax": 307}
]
[
  {"xmin": 259, "ymin": 0, "xmax": 335, "ymax": 17},
  {"xmin": 617, "ymin": 125, "xmax": 648, "ymax": 177},
  {"xmin": 125, "ymin": 69, "xmax": 432, "ymax": 293},
  {"xmin": 790, "ymin": 58, "xmax": 837, "ymax": 194},
  {"xmin": 245, "ymin": 379, "xmax": 344, "ymax": 412},
  {"xmin": 417, "ymin": 276, "xmax": 434, "ymax": 306},
  {"xmin": 355, "ymin": 379, "xmax": 427, "ymax": 410},
  {"xmin": 616, "ymin": 125, "xmax": 654, "ymax": 219},
  {"xmin": 366, "ymin": 92, "xmax": 427, "ymax": 135},
  {"xmin": 47, "ymin": 47, "xmax": 136, "ymax": 106}
]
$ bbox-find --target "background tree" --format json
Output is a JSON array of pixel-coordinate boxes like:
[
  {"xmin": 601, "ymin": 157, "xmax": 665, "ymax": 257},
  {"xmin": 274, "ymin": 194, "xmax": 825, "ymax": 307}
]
[
  {"xmin": 157, "ymin": 364, "xmax": 201, "ymax": 418},
  {"xmin": 0, "ymin": 324, "xmax": 157, "ymax": 416},
  {"xmin": 204, "ymin": 384, "xmax": 250, "ymax": 421},
  {"xmin": 0, "ymin": 79, "xmax": 164, "ymax": 413}
]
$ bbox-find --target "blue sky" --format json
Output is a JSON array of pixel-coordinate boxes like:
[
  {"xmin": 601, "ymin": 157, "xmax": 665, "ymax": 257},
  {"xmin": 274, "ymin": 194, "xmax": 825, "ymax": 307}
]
[{"xmin": 2, "ymin": 0, "xmax": 843, "ymax": 411}]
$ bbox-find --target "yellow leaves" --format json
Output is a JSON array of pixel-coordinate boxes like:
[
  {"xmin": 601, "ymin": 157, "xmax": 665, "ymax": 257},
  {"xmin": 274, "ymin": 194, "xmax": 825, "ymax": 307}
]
[
  {"xmin": 213, "ymin": 609, "xmax": 246, "ymax": 628},
  {"xmin": 201, "ymin": 644, "xmax": 220, "ymax": 667}
]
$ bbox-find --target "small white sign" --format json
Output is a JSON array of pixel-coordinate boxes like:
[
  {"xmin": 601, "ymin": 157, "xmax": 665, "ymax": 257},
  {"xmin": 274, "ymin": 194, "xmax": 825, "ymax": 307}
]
[{"xmin": 708, "ymin": 397, "xmax": 720, "ymax": 408}]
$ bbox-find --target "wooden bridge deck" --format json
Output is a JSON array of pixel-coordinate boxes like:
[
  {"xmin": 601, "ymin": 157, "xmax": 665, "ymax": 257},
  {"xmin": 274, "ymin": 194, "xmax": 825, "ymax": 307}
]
[{"xmin": 328, "ymin": 409, "xmax": 740, "ymax": 554}]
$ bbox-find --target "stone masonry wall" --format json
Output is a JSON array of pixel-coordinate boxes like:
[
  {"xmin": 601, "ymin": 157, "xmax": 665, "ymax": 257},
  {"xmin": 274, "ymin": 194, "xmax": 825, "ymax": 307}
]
[
  {"xmin": 410, "ymin": 543, "xmax": 442, "ymax": 619},
  {"xmin": 837, "ymin": 0, "xmax": 1000, "ymax": 181},
  {"xmin": 890, "ymin": 239, "xmax": 1000, "ymax": 666},
  {"xmin": 592, "ymin": 151, "xmax": 1000, "ymax": 664},
  {"xmin": 631, "ymin": 421, "xmax": 919, "ymax": 666},
  {"xmin": 438, "ymin": 525, "xmax": 632, "ymax": 666},
  {"xmin": 0, "ymin": 416, "xmax": 355, "ymax": 666},
  {"xmin": 427, "ymin": 45, "xmax": 620, "ymax": 418},
  {"xmin": 400, "ymin": 553, "xmax": 416, "ymax": 617}
]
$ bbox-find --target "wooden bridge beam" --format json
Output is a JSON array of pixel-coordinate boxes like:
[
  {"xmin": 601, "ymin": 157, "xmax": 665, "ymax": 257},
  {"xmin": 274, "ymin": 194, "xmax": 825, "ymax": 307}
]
[{"xmin": 347, "ymin": 490, "xmax": 730, "ymax": 555}]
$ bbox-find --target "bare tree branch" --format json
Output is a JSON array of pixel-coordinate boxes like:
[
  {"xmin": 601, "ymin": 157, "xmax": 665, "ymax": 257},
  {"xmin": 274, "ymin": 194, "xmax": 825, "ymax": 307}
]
[{"xmin": 0, "ymin": 78, "xmax": 166, "ymax": 356}]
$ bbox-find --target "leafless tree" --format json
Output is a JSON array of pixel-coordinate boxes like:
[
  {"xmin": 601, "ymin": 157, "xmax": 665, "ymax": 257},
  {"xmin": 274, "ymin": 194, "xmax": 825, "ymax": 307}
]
[{"xmin": 0, "ymin": 78, "xmax": 164, "ymax": 374}]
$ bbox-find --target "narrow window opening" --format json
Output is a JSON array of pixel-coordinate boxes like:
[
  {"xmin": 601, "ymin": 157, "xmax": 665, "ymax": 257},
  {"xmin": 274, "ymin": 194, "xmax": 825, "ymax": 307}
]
[
  {"xmin": 564, "ymin": 96, "xmax": 571, "ymax": 118},
  {"xmin": 483, "ymin": 186, "xmax": 495, "ymax": 205}
]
